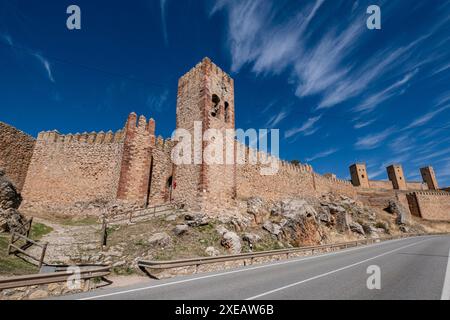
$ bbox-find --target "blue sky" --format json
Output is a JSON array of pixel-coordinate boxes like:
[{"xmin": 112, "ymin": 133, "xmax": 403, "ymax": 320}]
[{"xmin": 0, "ymin": 0, "xmax": 449, "ymax": 186}]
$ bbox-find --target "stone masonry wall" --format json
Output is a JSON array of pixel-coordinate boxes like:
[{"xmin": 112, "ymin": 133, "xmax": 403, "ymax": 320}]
[
  {"xmin": 0, "ymin": 122, "xmax": 35, "ymax": 191},
  {"xmin": 406, "ymin": 191, "xmax": 450, "ymax": 221},
  {"xmin": 147, "ymin": 137, "xmax": 174, "ymax": 205},
  {"xmin": 236, "ymin": 144, "xmax": 356, "ymax": 203},
  {"xmin": 20, "ymin": 130, "xmax": 124, "ymax": 214},
  {"xmin": 116, "ymin": 113, "xmax": 155, "ymax": 206}
]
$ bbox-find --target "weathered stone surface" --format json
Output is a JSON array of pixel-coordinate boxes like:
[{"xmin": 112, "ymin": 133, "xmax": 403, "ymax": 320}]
[
  {"xmin": 165, "ymin": 214, "xmax": 178, "ymax": 222},
  {"xmin": 221, "ymin": 231, "xmax": 241, "ymax": 254},
  {"xmin": 28, "ymin": 290, "xmax": 48, "ymax": 300},
  {"xmin": 205, "ymin": 246, "xmax": 220, "ymax": 257},
  {"xmin": 148, "ymin": 232, "xmax": 171, "ymax": 247},
  {"xmin": 173, "ymin": 224, "xmax": 189, "ymax": 236},
  {"xmin": 0, "ymin": 170, "xmax": 22, "ymax": 210},
  {"xmin": 185, "ymin": 213, "xmax": 209, "ymax": 227},
  {"xmin": 349, "ymin": 222, "xmax": 365, "ymax": 235},
  {"xmin": 242, "ymin": 233, "xmax": 261, "ymax": 244},
  {"xmin": 388, "ymin": 200, "xmax": 410, "ymax": 225},
  {"xmin": 247, "ymin": 197, "xmax": 267, "ymax": 224},
  {"xmin": 335, "ymin": 211, "xmax": 350, "ymax": 233},
  {"xmin": 262, "ymin": 221, "xmax": 282, "ymax": 237},
  {"xmin": 215, "ymin": 225, "xmax": 229, "ymax": 236},
  {"xmin": 0, "ymin": 208, "xmax": 27, "ymax": 233}
]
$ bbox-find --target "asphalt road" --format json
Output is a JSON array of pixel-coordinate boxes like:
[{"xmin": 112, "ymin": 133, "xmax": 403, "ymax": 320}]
[{"xmin": 62, "ymin": 235, "xmax": 450, "ymax": 300}]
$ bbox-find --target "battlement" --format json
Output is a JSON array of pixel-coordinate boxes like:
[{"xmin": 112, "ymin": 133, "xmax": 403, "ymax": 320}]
[
  {"xmin": 37, "ymin": 129, "xmax": 125, "ymax": 144},
  {"xmin": 155, "ymin": 136, "xmax": 175, "ymax": 153},
  {"xmin": 179, "ymin": 57, "xmax": 233, "ymax": 87},
  {"xmin": 410, "ymin": 190, "xmax": 450, "ymax": 197}
]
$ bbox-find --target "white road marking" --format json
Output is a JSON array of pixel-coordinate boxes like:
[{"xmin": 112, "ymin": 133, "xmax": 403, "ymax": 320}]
[
  {"xmin": 78, "ymin": 236, "xmax": 428, "ymax": 300},
  {"xmin": 441, "ymin": 247, "xmax": 450, "ymax": 300},
  {"xmin": 246, "ymin": 238, "xmax": 431, "ymax": 300}
]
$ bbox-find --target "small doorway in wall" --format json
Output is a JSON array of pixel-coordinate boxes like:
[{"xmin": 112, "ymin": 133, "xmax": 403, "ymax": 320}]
[{"xmin": 165, "ymin": 176, "xmax": 173, "ymax": 203}]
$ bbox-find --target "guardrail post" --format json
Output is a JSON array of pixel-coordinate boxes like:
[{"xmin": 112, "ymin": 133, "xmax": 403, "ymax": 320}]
[{"xmin": 39, "ymin": 243, "xmax": 48, "ymax": 269}]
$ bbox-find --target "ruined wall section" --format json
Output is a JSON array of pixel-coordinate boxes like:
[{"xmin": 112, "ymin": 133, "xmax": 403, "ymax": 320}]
[
  {"xmin": 406, "ymin": 191, "xmax": 450, "ymax": 221},
  {"xmin": 21, "ymin": 130, "xmax": 124, "ymax": 213},
  {"xmin": 0, "ymin": 122, "xmax": 36, "ymax": 191},
  {"xmin": 116, "ymin": 113, "xmax": 155, "ymax": 206},
  {"xmin": 147, "ymin": 136, "xmax": 174, "ymax": 205}
]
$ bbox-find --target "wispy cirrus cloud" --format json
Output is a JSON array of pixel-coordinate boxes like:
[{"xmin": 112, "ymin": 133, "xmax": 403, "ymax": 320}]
[
  {"xmin": 33, "ymin": 53, "xmax": 55, "ymax": 83},
  {"xmin": 146, "ymin": 88, "xmax": 169, "ymax": 113},
  {"xmin": 353, "ymin": 118, "xmax": 377, "ymax": 129},
  {"xmin": 404, "ymin": 93, "xmax": 450, "ymax": 129},
  {"xmin": 213, "ymin": 1, "xmax": 447, "ymax": 113},
  {"xmin": 160, "ymin": 0, "xmax": 169, "ymax": 45},
  {"xmin": 265, "ymin": 108, "xmax": 290, "ymax": 128},
  {"xmin": 354, "ymin": 127, "xmax": 396, "ymax": 150},
  {"xmin": 285, "ymin": 115, "xmax": 322, "ymax": 138},
  {"xmin": 305, "ymin": 147, "xmax": 339, "ymax": 162},
  {"xmin": 353, "ymin": 69, "xmax": 418, "ymax": 113}
]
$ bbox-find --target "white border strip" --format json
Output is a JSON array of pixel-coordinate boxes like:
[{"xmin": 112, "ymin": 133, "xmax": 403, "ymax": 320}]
[{"xmin": 441, "ymin": 247, "xmax": 450, "ymax": 300}]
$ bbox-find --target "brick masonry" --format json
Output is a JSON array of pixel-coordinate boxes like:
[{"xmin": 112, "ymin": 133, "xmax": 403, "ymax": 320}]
[
  {"xmin": 0, "ymin": 122, "xmax": 35, "ymax": 191},
  {"xmin": 407, "ymin": 191, "xmax": 450, "ymax": 221}
]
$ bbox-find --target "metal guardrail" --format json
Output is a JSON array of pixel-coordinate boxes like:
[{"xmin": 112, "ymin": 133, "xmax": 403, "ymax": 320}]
[
  {"xmin": 0, "ymin": 265, "xmax": 111, "ymax": 290},
  {"xmin": 138, "ymin": 233, "xmax": 449, "ymax": 272}
]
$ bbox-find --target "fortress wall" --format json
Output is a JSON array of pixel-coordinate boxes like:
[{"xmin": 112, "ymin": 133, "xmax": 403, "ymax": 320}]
[
  {"xmin": 0, "ymin": 122, "xmax": 36, "ymax": 191},
  {"xmin": 406, "ymin": 181, "xmax": 428, "ymax": 191},
  {"xmin": 406, "ymin": 191, "xmax": 450, "ymax": 221},
  {"xmin": 236, "ymin": 143, "xmax": 356, "ymax": 202},
  {"xmin": 20, "ymin": 130, "xmax": 125, "ymax": 213},
  {"xmin": 368, "ymin": 180, "xmax": 394, "ymax": 190},
  {"xmin": 314, "ymin": 173, "xmax": 357, "ymax": 198},
  {"xmin": 147, "ymin": 137, "xmax": 174, "ymax": 205}
]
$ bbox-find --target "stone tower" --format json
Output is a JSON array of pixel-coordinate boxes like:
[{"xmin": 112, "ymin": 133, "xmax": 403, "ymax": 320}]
[
  {"xmin": 386, "ymin": 164, "xmax": 407, "ymax": 190},
  {"xmin": 173, "ymin": 58, "xmax": 236, "ymax": 212},
  {"xmin": 349, "ymin": 163, "xmax": 370, "ymax": 188},
  {"xmin": 420, "ymin": 166, "xmax": 438, "ymax": 190},
  {"xmin": 117, "ymin": 113, "xmax": 156, "ymax": 206}
]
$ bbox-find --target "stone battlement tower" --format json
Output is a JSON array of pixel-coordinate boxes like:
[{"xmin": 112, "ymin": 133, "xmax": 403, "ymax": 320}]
[
  {"xmin": 387, "ymin": 164, "xmax": 407, "ymax": 190},
  {"xmin": 420, "ymin": 166, "xmax": 439, "ymax": 190},
  {"xmin": 173, "ymin": 57, "xmax": 237, "ymax": 212},
  {"xmin": 349, "ymin": 163, "xmax": 370, "ymax": 188}
]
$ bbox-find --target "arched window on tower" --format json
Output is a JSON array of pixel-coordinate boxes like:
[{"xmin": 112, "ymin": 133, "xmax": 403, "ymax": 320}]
[
  {"xmin": 224, "ymin": 102, "xmax": 230, "ymax": 123},
  {"xmin": 211, "ymin": 94, "xmax": 220, "ymax": 118}
]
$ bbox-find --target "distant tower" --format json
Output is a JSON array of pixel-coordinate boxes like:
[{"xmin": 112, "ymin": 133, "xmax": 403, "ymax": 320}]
[
  {"xmin": 420, "ymin": 166, "xmax": 439, "ymax": 190},
  {"xmin": 386, "ymin": 164, "xmax": 407, "ymax": 190},
  {"xmin": 349, "ymin": 163, "xmax": 370, "ymax": 188},
  {"xmin": 173, "ymin": 58, "xmax": 236, "ymax": 211}
]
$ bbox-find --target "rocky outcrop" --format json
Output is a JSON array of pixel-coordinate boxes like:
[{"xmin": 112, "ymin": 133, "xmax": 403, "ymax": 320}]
[
  {"xmin": 185, "ymin": 213, "xmax": 209, "ymax": 227},
  {"xmin": 247, "ymin": 197, "xmax": 268, "ymax": 224},
  {"xmin": 0, "ymin": 170, "xmax": 27, "ymax": 233},
  {"xmin": 221, "ymin": 231, "xmax": 242, "ymax": 254},
  {"xmin": 0, "ymin": 170, "xmax": 22, "ymax": 210},
  {"xmin": 148, "ymin": 232, "xmax": 172, "ymax": 247},
  {"xmin": 173, "ymin": 224, "xmax": 188, "ymax": 236},
  {"xmin": 387, "ymin": 200, "xmax": 410, "ymax": 225}
]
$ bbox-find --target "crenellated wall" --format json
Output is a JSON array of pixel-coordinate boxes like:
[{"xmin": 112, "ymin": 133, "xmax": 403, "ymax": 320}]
[
  {"xmin": 20, "ymin": 129, "xmax": 125, "ymax": 213},
  {"xmin": 406, "ymin": 191, "xmax": 450, "ymax": 221},
  {"xmin": 235, "ymin": 143, "xmax": 356, "ymax": 203},
  {"xmin": 0, "ymin": 122, "xmax": 36, "ymax": 191}
]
